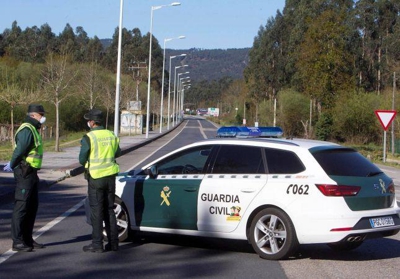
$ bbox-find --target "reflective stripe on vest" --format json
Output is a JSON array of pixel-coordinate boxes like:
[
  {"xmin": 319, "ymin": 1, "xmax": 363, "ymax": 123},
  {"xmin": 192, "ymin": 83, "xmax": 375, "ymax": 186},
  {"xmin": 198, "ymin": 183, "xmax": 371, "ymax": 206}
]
[
  {"xmin": 86, "ymin": 130, "xmax": 120, "ymax": 179},
  {"xmin": 15, "ymin": 123, "xmax": 43, "ymax": 169}
]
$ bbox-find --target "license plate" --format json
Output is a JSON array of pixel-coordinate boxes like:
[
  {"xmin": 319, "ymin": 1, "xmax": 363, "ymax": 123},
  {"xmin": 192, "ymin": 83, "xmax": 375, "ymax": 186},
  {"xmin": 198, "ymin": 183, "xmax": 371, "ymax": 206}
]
[{"xmin": 369, "ymin": 216, "xmax": 395, "ymax": 228}]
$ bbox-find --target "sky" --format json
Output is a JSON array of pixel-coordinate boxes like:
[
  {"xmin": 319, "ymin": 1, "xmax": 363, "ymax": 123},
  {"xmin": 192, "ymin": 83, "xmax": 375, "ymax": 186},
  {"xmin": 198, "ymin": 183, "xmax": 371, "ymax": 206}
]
[{"xmin": 1, "ymin": 0, "xmax": 286, "ymax": 50}]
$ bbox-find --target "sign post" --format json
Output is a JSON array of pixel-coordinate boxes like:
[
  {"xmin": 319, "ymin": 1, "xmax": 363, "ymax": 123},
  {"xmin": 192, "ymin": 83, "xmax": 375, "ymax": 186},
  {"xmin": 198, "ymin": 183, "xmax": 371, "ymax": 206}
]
[{"xmin": 374, "ymin": 110, "xmax": 397, "ymax": 162}]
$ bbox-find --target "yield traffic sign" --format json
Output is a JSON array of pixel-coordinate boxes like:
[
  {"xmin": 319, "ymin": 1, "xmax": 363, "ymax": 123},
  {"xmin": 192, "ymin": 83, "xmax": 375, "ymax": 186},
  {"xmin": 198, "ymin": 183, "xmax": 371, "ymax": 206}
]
[{"xmin": 375, "ymin": 110, "xmax": 397, "ymax": 131}]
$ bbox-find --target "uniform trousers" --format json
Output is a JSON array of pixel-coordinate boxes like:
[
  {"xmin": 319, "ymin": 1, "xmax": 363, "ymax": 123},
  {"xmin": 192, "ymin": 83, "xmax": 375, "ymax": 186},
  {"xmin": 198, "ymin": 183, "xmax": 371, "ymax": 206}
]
[
  {"xmin": 11, "ymin": 167, "xmax": 39, "ymax": 246},
  {"xmin": 87, "ymin": 174, "xmax": 119, "ymax": 248}
]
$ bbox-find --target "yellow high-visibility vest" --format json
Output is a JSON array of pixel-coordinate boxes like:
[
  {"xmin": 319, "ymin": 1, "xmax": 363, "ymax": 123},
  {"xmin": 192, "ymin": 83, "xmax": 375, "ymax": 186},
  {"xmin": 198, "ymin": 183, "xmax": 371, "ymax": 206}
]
[
  {"xmin": 15, "ymin": 123, "xmax": 43, "ymax": 169},
  {"xmin": 86, "ymin": 129, "xmax": 120, "ymax": 179}
]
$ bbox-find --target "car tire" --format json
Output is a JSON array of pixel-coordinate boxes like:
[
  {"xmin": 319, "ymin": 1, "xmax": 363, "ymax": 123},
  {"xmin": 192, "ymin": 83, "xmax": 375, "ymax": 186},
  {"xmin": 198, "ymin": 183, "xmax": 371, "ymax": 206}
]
[
  {"xmin": 103, "ymin": 196, "xmax": 130, "ymax": 242},
  {"xmin": 249, "ymin": 208, "xmax": 299, "ymax": 260},
  {"xmin": 327, "ymin": 241, "xmax": 363, "ymax": 251}
]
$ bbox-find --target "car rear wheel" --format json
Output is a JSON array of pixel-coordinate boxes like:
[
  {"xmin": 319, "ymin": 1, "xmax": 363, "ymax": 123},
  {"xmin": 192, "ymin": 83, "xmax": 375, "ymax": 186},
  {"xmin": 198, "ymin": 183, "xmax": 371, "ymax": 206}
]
[
  {"xmin": 249, "ymin": 208, "xmax": 298, "ymax": 260},
  {"xmin": 103, "ymin": 197, "xmax": 130, "ymax": 242}
]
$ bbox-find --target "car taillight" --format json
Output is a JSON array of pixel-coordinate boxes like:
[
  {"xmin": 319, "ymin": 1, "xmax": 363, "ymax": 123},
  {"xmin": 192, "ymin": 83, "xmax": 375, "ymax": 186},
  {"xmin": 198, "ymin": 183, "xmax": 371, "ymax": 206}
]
[
  {"xmin": 316, "ymin": 184, "xmax": 361, "ymax": 196},
  {"xmin": 388, "ymin": 181, "xmax": 395, "ymax": 194}
]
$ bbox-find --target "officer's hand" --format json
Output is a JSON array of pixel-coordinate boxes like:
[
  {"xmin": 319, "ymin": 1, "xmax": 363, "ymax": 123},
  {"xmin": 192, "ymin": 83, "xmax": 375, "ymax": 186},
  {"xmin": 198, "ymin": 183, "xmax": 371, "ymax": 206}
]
[{"xmin": 3, "ymin": 162, "xmax": 13, "ymax": 172}]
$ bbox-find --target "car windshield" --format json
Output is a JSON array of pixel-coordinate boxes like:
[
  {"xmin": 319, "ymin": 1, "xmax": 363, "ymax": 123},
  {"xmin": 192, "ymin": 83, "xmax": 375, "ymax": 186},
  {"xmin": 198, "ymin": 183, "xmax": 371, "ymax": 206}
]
[
  {"xmin": 157, "ymin": 145, "xmax": 213, "ymax": 174},
  {"xmin": 311, "ymin": 148, "xmax": 382, "ymax": 177}
]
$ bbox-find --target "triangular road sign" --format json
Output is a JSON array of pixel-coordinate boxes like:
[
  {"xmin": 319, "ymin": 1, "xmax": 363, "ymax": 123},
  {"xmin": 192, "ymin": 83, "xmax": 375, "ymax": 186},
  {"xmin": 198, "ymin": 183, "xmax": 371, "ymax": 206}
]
[{"xmin": 375, "ymin": 110, "xmax": 397, "ymax": 131}]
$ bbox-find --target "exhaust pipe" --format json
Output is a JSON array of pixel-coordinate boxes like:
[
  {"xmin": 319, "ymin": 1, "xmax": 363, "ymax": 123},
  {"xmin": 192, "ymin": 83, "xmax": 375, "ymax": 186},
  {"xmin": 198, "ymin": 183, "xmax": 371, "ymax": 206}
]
[{"xmin": 346, "ymin": 235, "xmax": 365, "ymax": 242}]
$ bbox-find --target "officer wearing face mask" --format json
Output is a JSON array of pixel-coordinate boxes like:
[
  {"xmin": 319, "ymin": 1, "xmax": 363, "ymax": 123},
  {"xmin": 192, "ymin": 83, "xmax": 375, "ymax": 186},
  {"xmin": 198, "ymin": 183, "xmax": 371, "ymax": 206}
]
[
  {"xmin": 79, "ymin": 108, "xmax": 121, "ymax": 253},
  {"xmin": 3, "ymin": 104, "xmax": 46, "ymax": 252}
]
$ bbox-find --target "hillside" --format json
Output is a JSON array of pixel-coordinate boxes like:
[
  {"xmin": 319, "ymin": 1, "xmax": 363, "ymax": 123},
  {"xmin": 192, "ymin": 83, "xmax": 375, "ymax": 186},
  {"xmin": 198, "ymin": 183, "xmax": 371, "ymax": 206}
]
[
  {"xmin": 166, "ymin": 48, "xmax": 249, "ymax": 82},
  {"xmin": 100, "ymin": 40, "xmax": 249, "ymax": 82}
]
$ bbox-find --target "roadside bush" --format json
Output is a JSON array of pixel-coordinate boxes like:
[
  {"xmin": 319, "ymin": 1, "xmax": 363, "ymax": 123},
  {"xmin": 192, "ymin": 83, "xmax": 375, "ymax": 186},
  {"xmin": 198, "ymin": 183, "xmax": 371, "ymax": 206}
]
[
  {"xmin": 315, "ymin": 112, "xmax": 333, "ymax": 141},
  {"xmin": 277, "ymin": 89, "xmax": 310, "ymax": 137},
  {"xmin": 332, "ymin": 91, "xmax": 381, "ymax": 144}
]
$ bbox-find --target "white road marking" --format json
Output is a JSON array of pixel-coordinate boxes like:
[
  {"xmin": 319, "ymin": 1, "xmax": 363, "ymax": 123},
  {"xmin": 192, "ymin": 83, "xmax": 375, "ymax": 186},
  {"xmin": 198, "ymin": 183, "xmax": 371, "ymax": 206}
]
[
  {"xmin": 197, "ymin": 120, "xmax": 208, "ymax": 139},
  {"xmin": 0, "ymin": 199, "xmax": 85, "ymax": 265}
]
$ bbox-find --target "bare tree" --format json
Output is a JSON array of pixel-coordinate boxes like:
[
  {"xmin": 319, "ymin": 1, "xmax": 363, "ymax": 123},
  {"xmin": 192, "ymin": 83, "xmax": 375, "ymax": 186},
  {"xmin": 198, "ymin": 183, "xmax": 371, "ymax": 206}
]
[
  {"xmin": 0, "ymin": 75, "xmax": 39, "ymax": 146},
  {"xmin": 94, "ymin": 73, "xmax": 116, "ymax": 130},
  {"xmin": 41, "ymin": 51, "xmax": 78, "ymax": 151},
  {"xmin": 79, "ymin": 61, "xmax": 102, "ymax": 109}
]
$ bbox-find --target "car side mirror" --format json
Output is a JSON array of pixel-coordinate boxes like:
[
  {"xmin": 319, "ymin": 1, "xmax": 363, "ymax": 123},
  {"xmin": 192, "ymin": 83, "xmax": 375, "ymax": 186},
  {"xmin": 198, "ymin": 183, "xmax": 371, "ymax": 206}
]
[{"xmin": 145, "ymin": 165, "xmax": 158, "ymax": 178}]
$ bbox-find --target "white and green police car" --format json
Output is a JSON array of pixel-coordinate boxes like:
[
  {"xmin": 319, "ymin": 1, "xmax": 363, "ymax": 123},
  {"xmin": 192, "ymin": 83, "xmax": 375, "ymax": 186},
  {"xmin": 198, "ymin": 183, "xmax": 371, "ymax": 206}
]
[{"xmin": 89, "ymin": 138, "xmax": 400, "ymax": 260}]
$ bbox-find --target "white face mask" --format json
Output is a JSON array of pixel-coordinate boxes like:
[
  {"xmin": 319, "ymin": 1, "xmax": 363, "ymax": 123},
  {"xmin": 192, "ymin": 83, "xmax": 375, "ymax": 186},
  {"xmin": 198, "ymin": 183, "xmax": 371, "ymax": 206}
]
[
  {"xmin": 39, "ymin": 116, "xmax": 46, "ymax": 124},
  {"xmin": 87, "ymin": 121, "xmax": 92, "ymax": 129}
]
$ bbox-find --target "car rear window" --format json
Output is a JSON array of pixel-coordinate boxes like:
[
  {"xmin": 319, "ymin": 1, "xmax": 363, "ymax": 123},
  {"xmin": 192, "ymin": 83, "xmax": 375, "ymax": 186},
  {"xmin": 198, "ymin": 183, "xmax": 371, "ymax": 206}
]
[
  {"xmin": 311, "ymin": 148, "xmax": 382, "ymax": 177},
  {"xmin": 264, "ymin": 148, "xmax": 305, "ymax": 174},
  {"xmin": 212, "ymin": 145, "xmax": 265, "ymax": 174}
]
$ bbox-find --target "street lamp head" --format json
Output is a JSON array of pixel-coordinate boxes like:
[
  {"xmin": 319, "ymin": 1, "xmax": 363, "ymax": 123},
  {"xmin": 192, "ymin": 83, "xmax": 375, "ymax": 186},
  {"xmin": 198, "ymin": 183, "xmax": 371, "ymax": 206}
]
[
  {"xmin": 176, "ymin": 64, "xmax": 188, "ymax": 69},
  {"xmin": 170, "ymin": 54, "xmax": 186, "ymax": 59},
  {"xmin": 166, "ymin": 36, "xmax": 185, "ymax": 43},
  {"xmin": 153, "ymin": 2, "xmax": 180, "ymax": 11}
]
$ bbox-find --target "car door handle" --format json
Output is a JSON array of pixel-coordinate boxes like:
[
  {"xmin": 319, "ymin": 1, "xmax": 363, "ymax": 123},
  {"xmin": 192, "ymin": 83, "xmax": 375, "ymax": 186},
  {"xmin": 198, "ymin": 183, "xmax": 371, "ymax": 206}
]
[
  {"xmin": 184, "ymin": 188, "xmax": 197, "ymax": 192},
  {"xmin": 241, "ymin": 189, "xmax": 256, "ymax": 193}
]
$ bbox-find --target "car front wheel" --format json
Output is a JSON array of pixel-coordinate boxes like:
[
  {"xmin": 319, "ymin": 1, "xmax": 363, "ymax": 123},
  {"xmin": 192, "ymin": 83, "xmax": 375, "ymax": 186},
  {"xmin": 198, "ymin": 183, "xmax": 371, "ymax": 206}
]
[{"xmin": 249, "ymin": 208, "xmax": 298, "ymax": 260}]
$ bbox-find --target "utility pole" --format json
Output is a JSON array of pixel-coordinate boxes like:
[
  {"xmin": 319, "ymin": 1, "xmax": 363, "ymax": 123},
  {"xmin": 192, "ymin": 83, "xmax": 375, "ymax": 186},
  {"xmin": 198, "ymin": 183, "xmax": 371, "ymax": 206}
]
[
  {"xmin": 392, "ymin": 72, "xmax": 396, "ymax": 155},
  {"xmin": 128, "ymin": 60, "xmax": 147, "ymax": 102}
]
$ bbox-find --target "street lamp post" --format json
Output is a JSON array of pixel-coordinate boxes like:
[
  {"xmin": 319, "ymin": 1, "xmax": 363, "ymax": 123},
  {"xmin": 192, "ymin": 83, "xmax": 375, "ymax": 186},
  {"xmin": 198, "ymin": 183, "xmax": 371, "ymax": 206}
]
[
  {"xmin": 178, "ymin": 77, "xmax": 190, "ymax": 121},
  {"xmin": 172, "ymin": 66, "xmax": 188, "ymax": 126},
  {"xmin": 175, "ymin": 72, "xmax": 189, "ymax": 124},
  {"xmin": 180, "ymin": 80, "xmax": 190, "ymax": 115},
  {"xmin": 160, "ymin": 36, "xmax": 185, "ymax": 133},
  {"xmin": 181, "ymin": 84, "xmax": 191, "ymax": 116},
  {"xmin": 114, "ymin": 0, "xmax": 124, "ymax": 136},
  {"xmin": 167, "ymin": 54, "xmax": 186, "ymax": 130},
  {"xmin": 145, "ymin": 2, "xmax": 181, "ymax": 139}
]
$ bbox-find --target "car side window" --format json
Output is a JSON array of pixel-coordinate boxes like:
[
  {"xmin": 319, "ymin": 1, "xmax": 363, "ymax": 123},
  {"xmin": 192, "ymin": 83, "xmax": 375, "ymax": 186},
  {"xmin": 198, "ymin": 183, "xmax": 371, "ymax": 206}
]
[
  {"xmin": 264, "ymin": 148, "xmax": 305, "ymax": 174},
  {"xmin": 212, "ymin": 145, "xmax": 265, "ymax": 174},
  {"xmin": 157, "ymin": 145, "xmax": 213, "ymax": 174}
]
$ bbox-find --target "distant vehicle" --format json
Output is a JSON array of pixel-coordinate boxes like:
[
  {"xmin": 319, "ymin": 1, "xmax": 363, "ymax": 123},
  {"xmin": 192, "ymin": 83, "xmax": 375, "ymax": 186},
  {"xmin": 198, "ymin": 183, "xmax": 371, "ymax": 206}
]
[
  {"xmin": 216, "ymin": 126, "xmax": 283, "ymax": 138},
  {"xmin": 196, "ymin": 108, "xmax": 208, "ymax": 116},
  {"xmin": 85, "ymin": 138, "xmax": 400, "ymax": 260}
]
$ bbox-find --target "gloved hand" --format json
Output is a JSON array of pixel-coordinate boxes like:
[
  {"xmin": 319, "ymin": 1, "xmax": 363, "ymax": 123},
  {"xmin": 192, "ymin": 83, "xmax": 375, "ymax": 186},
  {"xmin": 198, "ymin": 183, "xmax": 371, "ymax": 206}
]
[{"xmin": 3, "ymin": 162, "xmax": 13, "ymax": 172}]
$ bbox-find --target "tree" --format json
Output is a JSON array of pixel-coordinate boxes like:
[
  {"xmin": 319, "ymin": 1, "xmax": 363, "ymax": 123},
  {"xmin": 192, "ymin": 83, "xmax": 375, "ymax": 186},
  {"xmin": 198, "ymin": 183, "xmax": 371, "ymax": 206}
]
[
  {"xmin": 296, "ymin": 8, "xmax": 355, "ymax": 110},
  {"xmin": 41, "ymin": 51, "xmax": 78, "ymax": 151},
  {"xmin": 0, "ymin": 62, "xmax": 40, "ymax": 146},
  {"xmin": 78, "ymin": 61, "xmax": 103, "ymax": 109},
  {"xmin": 245, "ymin": 11, "xmax": 287, "ymax": 103}
]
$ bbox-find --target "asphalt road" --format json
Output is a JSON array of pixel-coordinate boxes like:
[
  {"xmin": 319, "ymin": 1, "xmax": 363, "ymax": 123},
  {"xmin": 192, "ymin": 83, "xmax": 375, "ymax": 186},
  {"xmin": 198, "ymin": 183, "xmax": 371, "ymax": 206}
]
[{"xmin": 0, "ymin": 117, "xmax": 400, "ymax": 279}]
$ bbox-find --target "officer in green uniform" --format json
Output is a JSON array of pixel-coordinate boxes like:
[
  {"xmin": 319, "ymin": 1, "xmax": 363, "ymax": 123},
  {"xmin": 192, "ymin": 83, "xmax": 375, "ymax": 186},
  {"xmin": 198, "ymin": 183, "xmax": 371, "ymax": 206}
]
[
  {"xmin": 3, "ymin": 104, "xmax": 46, "ymax": 252},
  {"xmin": 79, "ymin": 109, "xmax": 121, "ymax": 253}
]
